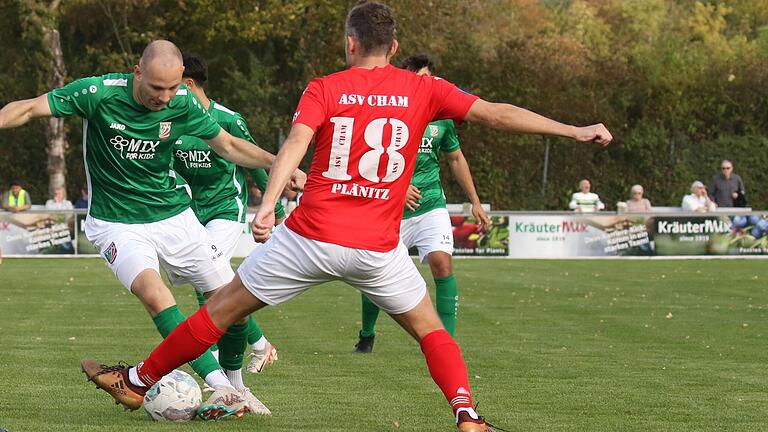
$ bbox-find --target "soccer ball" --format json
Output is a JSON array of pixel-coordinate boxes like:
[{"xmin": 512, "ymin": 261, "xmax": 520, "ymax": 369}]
[{"xmin": 143, "ymin": 369, "xmax": 202, "ymax": 421}]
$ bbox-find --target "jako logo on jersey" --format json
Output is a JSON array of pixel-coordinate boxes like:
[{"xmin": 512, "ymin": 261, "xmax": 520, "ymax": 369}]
[
  {"xmin": 110, "ymin": 135, "xmax": 159, "ymax": 160},
  {"xmin": 109, "ymin": 122, "xmax": 126, "ymax": 131},
  {"xmin": 175, "ymin": 149, "xmax": 212, "ymax": 169},
  {"xmin": 429, "ymin": 125, "xmax": 439, "ymax": 137},
  {"xmin": 159, "ymin": 122, "xmax": 172, "ymax": 140},
  {"xmin": 338, "ymin": 93, "xmax": 409, "ymax": 107},
  {"xmin": 103, "ymin": 241, "xmax": 117, "ymax": 264}
]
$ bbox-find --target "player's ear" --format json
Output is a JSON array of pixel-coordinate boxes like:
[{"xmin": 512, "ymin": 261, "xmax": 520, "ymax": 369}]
[
  {"xmin": 346, "ymin": 35, "xmax": 356, "ymax": 55},
  {"xmin": 133, "ymin": 64, "xmax": 141, "ymax": 81},
  {"xmin": 388, "ymin": 39, "xmax": 399, "ymax": 59}
]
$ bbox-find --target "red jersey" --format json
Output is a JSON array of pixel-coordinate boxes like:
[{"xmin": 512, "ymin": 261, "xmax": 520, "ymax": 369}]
[{"xmin": 286, "ymin": 64, "xmax": 478, "ymax": 252}]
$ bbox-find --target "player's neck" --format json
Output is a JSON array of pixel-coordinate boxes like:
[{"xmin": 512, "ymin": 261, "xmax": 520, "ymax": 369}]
[
  {"xmin": 191, "ymin": 88, "xmax": 211, "ymax": 110},
  {"xmin": 349, "ymin": 56, "xmax": 390, "ymax": 70}
]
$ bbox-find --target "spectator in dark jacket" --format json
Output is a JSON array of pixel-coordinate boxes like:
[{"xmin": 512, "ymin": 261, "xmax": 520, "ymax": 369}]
[{"xmin": 709, "ymin": 160, "xmax": 745, "ymax": 207}]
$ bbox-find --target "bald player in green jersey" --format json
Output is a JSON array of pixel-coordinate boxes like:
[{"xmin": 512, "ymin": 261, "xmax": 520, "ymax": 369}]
[
  {"xmin": 173, "ymin": 54, "xmax": 282, "ymax": 389},
  {"xmin": 0, "ymin": 40, "xmax": 305, "ymax": 419},
  {"xmin": 355, "ymin": 55, "xmax": 490, "ymax": 353}
]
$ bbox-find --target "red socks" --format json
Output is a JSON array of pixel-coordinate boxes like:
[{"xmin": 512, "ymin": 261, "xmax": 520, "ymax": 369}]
[
  {"xmin": 137, "ymin": 306, "xmax": 225, "ymax": 385},
  {"xmin": 419, "ymin": 329, "xmax": 474, "ymax": 415}
]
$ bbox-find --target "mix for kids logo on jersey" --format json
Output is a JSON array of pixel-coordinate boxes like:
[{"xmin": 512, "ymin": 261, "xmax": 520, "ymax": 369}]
[
  {"xmin": 175, "ymin": 149, "xmax": 212, "ymax": 169},
  {"xmin": 419, "ymin": 136, "xmax": 435, "ymax": 154},
  {"xmin": 103, "ymin": 241, "xmax": 117, "ymax": 264},
  {"xmin": 159, "ymin": 122, "xmax": 172, "ymax": 140},
  {"xmin": 110, "ymin": 135, "xmax": 159, "ymax": 160}
]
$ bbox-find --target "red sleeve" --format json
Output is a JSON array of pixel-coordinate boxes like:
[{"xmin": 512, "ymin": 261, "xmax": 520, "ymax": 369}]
[
  {"xmin": 292, "ymin": 78, "xmax": 326, "ymax": 132},
  {"xmin": 429, "ymin": 77, "xmax": 479, "ymax": 123}
]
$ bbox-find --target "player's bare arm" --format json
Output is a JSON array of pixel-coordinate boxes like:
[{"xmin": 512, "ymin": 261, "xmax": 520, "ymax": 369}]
[
  {"xmin": 464, "ymin": 99, "xmax": 613, "ymax": 146},
  {"xmin": 444, "ymin": 149, "xmax": 490, "ymax": 228},
  {"xmin": 206, "ymin": 129, "xmax": 275, "ymax": 169},
  {"xmin": 0, "ymin": 94, "xmax": 53, "ymax": 129},
  {"xmin": 251, "ymin": 123, "xmax": 314, "ymax": 241}
]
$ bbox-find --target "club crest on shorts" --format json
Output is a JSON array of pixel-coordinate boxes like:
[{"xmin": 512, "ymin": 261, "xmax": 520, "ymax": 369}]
[
  {"xmin": 103, "ymin": 241, "xmax": 117, "ymax": 264},
  {"xmin": 429, "ymin": 125, "xmax": 439, "ymax": 137},
  {"xmin": 159, "ymin": 122, "xmax": 172, "ymax": 140}
]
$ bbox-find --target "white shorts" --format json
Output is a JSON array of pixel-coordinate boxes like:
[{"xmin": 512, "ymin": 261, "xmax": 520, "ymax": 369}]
[
  {"xmin": 204, "ymin": 219, "xmax": 246, "ymax": 262},
  {"xmin": 237, "ymin": 224, "xmax": 427, "ymax": 315},
  {"xmin": 85, "ymin": 208, "xmax": 235, "ymax": 293},
  {"xmin": 400, "ymin": 208, "xmax": 454, "ymax": 264}
]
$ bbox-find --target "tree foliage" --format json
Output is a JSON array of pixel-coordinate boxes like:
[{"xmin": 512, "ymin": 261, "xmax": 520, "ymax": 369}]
[{"xmin": 1, "ymin": 0, "xmax": 767, "ymax": 209}]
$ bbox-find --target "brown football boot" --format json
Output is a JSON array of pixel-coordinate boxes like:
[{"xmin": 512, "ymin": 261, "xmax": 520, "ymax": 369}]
[
  {"xmin": 457, "ymin": 410, "xmax": 498, "ymax": 432},
  {"xmin": 80, "ymin": 359, "xmax": 147, "ymax": 411}
]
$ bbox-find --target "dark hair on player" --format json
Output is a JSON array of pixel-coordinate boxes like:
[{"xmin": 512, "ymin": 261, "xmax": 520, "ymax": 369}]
[
  {"xmin": 182, "ymin": 53, "xmax": 208, "ymax": 84},
  {"xmin": 346, "ymin": 1, "xmax": 396, "ymax": 56},
  {"xmin": 401, "ymin": 54, "xmax": 434, "ymax": 73}
]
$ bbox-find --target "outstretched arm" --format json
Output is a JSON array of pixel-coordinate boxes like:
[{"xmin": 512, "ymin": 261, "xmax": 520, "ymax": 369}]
[
  {"xmin": 444, "ymin": 149, "xmax": 490, "ymax": 228},
  {"xmin": 0, "ymin": 94, "xmax": 53, "ymax": 129},
  {"xmin": 206, "ymin": 129, "xmax": 275, "ymax": 169},
  {"xmin": 251, "ymin": 123, "xmax": 314, "ymax": 241},
  {"xmin": 464, "ymin": 99, "xmax": 612, "ymax": 145}
]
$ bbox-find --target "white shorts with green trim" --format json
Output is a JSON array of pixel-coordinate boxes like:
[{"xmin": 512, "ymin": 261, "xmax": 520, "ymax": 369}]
[
  {"xmin": 400, "ymin": 207, "xmax": 454, "ymax": 264},
  {"xmin": 84, "ymin": 208, "xmax": 235, "ymax": 293}
]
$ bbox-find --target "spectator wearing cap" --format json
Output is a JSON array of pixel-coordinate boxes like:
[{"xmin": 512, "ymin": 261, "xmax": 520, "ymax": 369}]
[
  {"xmin": 625, "ymin": 184, "xmax": 652, "ymax": 212},
  {"xmin": 568, "ymin": 179, "xmax": 605, "ymax": 212},
  {"xmin": 682, "ymin": 181, "xmax": 716, "ymax": 212},
  {"xmin": 2, "ymin": 180, "xmax": 32, "ymax": 213},
  {"xmin": 709, "ymin": 160, "xmax": 746, "ymax": 207},
  {"xmin": 45, "ymin": 187, "xmax": 73, "ymax": 210}
]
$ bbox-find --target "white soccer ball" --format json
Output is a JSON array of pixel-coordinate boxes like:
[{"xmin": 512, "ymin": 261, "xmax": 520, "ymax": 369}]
[{"xmin": 143, "ymin": 369, "xmax": 202, "ymax": 421}]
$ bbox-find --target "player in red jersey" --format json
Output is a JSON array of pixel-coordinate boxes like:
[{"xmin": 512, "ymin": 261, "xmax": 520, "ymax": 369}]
[{"xmin": 83, "ymin": 2, "xmax": 612, "ymax": 430}]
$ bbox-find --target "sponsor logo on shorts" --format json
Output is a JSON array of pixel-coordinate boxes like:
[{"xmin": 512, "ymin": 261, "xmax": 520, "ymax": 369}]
[
  {"xmin": 103, "ymin": 241, "xmax": 117, "ymax": 264},
  {"xmin": 159, "ymin": 122, "xmax": 172, "ymax": 141}
]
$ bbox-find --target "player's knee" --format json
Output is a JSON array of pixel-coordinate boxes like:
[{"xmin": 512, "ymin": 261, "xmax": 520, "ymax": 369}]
[{"xmin": 428, "ymin": 253, "xmax": 452, "ymax": 278}]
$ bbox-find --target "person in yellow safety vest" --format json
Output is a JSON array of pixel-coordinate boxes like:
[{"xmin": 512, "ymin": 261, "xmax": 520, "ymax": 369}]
[{"xmin": 2, "ymin": 180, "xmax": 32, "ymax": 213}]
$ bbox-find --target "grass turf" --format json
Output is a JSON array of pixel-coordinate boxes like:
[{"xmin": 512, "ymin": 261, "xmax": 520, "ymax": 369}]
[{"xmin": 0, "ymin": 258, "xmax": 766, "ymax": 431}]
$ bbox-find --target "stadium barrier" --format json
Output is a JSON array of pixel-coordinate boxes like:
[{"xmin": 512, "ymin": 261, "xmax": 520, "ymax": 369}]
[{"xmin": 2, "ymin": 209, "xmax": 767, "ymax": 259}]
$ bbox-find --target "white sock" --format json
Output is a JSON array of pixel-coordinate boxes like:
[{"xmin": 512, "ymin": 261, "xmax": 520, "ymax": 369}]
[
  {"xmin": 455, "ymin": 407, "xmax": 479, "ymax": 424},
  {"xmin": 204, "ymin": 369, "xmax": 231, "ymax": 389},
  {"xmin": 128, "ymin": 367, "xmax": 147, "ymax": 387},
  {"xmin": 252, "ymin": 336, "xmax": 268, "ymax": 352},
  {"xmin": 225, "ymin": 368, "xmax": 245, "ymax": 390}
]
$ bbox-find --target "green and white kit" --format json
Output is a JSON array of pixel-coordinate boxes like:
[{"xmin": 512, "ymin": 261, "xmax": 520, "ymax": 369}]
[
  {"xmin": 400, "ymin": 119, "xmax": 460, "ymax": 258},
  {"xmin": 48, "ymin": 72, "xmax": 233, "ymax": 290}
]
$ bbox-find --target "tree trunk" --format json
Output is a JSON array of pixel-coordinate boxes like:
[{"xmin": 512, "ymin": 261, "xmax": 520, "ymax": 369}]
[{"xmin": 44, "ymin": 24, "xmax": 67, "ymax": 199}]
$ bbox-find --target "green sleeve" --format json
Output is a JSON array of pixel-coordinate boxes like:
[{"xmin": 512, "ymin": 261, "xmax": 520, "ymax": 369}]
[
  {"xmin": 184, "ymin": 90, "xmax": 221, "ymax": 140},
  {"xmin": 440, "ymin": 120, "xmax": 461, "ymax": 153},
  {"xmin": 47, "ymin": 76, "xmax": 105, "ymax": 118},
  {"xmin": 229, "ymin": 114, "xmax": 286, "ymax": 219}
]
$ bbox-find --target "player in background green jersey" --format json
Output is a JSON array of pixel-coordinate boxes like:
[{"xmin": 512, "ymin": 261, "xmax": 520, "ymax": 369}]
[
  {"xmin": 355, "ymin": 55, "xmax": 491, "ymax": 353},
  {"xmin": 173, "ymin": 54, "xmax": 281, "ymax": 397},
  {"xmin": 0, "ymin": 40, "xmax": 305, "ymax": 419}
]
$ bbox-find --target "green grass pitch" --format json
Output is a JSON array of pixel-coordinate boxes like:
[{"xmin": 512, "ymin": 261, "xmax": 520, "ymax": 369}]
[{"xmin": 0, "ymin": 258, "xmax": 766, "ymax": 431}]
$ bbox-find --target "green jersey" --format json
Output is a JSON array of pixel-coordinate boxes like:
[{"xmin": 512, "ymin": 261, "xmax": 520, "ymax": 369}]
[
  {"xmin": 47, "ymin": 72, "xmax": 221, "ymax": 224},
  {"xmin": 403, "ymin": 119, "xmax": 461, "ymax": 219},
  {"xmin": 172, "ymin": 100, "xmax": 284, "ymax": 225}
]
